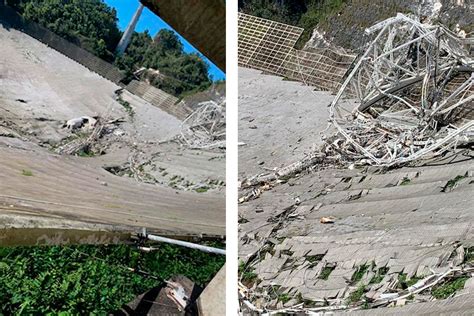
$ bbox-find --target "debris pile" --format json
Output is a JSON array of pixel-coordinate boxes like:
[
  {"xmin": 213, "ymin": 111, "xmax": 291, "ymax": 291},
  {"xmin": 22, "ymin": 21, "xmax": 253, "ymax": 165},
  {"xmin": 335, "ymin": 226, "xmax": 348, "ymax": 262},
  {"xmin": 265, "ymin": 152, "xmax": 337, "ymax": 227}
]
[
  {"xmin": 178, "ymin": 100, "xmax": 226, "ymax": 150},
  {"xmin": 56, "ymin": 114, "xmax": 124, "ymax": 156},
  {"xmin": 238, "ymin": 14, "xmax": 474, "ymax": 314},
  {"xmin": 240, "ymin": 14, "xmax": 473, "ymax": 196},
  {"xmin": 239, "ymin": 264, "xmax": 474, "ymax": 314},
  {"xmin": 326, "ymin": 13, "xmax": 473, "ymax": 167}
]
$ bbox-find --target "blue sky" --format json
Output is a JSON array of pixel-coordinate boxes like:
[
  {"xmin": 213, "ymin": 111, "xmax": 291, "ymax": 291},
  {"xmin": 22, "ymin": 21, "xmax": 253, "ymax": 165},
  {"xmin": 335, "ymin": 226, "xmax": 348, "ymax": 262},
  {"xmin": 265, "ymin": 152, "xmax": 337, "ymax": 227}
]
[{"xmin": 104, "ymin": 0, "xmax": 225, "ymax": 81}]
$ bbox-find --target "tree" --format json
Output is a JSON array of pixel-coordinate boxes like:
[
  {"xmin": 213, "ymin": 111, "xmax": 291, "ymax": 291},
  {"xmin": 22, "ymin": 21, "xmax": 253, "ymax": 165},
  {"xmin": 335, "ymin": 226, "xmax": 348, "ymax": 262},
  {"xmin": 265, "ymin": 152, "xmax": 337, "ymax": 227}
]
[
  {"xmin": 118, "ymin": 29, "xmax": 211, "ymax": 97},
  {"xmin": 8, "ymin": 0, "xmax": 213, "ymax": 97},
  {"xmin": 239, "ymin": 0, "xmax": 307, "ymax": 25},
  {"xmin": 239, "ymin": 0, "xmax": 347, "ymax": 46},
  {"xmin": 152, "ymin": 29, "xmax": 183, "ymax": 54},
  {"xmin": 114, "ymin": 31, "xmax": 153, "ymax": 79},
  {"xmin": 9, "ymin": 0, "xmax": 122, "ymax": 61}
]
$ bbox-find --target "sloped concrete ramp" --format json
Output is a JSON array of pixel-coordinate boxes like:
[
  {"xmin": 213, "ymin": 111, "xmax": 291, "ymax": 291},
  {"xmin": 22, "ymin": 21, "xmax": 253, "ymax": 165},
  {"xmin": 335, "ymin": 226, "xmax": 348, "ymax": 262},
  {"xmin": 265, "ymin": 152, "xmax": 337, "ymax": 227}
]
[
  {"xmin": 0, "ymin": 140, "xmax": 225, "ymax": 237},
  {"xmin": 0, "ymin": 18, "xmax": 225, "ymax": 243}
]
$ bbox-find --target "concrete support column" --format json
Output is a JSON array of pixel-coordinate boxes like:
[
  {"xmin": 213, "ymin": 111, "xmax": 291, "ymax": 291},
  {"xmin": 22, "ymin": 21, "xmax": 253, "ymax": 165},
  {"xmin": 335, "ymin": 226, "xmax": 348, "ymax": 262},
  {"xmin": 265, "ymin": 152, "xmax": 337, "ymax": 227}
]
[{"xmin": 116, "ymin": 3, "xmax": 144, "ymax": 55}]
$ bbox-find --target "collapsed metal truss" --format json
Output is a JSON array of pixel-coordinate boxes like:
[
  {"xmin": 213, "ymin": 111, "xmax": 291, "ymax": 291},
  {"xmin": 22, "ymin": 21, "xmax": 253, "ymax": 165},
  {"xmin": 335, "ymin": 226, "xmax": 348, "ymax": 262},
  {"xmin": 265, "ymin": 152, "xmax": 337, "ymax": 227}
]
[
  {"xmin": 326, "ymin": 13, "xmax": 474, "ymax": 167},
  {"xmin": 238, "ymin": 12, "xmax": 356, "ymax": 92},
  {"xmin": 179, "ymin": 100, "xmax": 226, "ymax": 150}
]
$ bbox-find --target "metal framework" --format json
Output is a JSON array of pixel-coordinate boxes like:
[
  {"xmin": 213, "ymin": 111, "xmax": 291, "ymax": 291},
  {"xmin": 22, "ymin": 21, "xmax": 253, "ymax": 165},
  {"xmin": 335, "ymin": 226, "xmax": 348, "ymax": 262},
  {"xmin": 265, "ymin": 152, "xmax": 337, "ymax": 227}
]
[
  {"xmin": 179, "ymin": 100, "xmax": 226, "ymax": 150},
  {"xmin": 238, "ymin": 12, "xmax": 356, "ymax": 92},
  {"xmin": 326, "ymin": 14, "xmax": 473, "ymax": 167},
  {"xmin": 285, "ymin": 48, "xmax": 355, "ymax": 92},
  {"xmin": 238, "ymin": 13, "xmax": 303, "ymax": 70}
]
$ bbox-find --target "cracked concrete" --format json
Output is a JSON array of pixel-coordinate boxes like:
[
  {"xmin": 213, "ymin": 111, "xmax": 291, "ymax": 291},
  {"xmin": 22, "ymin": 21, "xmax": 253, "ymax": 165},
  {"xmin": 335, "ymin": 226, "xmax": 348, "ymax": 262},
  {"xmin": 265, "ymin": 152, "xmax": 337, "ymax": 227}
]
[{"xmin": 238, "ymin": 67, "xmax": 474, "ymax": 312}]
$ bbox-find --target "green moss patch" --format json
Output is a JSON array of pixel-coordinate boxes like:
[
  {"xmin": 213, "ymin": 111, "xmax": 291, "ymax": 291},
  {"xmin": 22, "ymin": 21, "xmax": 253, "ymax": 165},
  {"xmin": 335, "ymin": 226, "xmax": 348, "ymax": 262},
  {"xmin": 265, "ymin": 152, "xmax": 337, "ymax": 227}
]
[{"xmin": 431, "ymin": 277, "xmax": 469, "ymax": 299}]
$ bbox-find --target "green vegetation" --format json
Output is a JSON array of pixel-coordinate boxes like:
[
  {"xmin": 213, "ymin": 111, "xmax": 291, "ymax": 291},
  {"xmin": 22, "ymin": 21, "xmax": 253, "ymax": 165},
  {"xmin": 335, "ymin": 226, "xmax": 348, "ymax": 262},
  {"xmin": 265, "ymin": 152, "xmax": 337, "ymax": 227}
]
[
  {"xmin": 398, "ymin": 273, "xmax": 422, "ymax": 290},
  {"xmin": 8, "ymin": 0, "xmax": 213, "ymax": 97},
  {"xmin": 351, "ymin": 264, "xmax": 369, "ymax": 283},
  {"xmin": 296, "ymin": 0, "xmax": 345, "ymax": 46},
  {"xmin": 465, "ymin": 247, "xmax": 474, "ymax": 263},
  {"xmin": 369, "ymin": 267, "xmax": 389, "ymax": 284},
  {"xmin": 116, "ymin": 95, "xmax": 135, "ymax": 117},
  {"xmin": 7, "ymin": 0, "xmax": 121, "ymax": 61},
  {"xmin": 76, "ymin": 149, "xmax": 95, "ymax": 157},
  {"xmin": 347, "ymin": 284, "xmax": 366, "ymax": 304},
  {"xmin": 278, "ymin": 293, "xmax": 291, "ymax": 303},
  {"xmin": 239, "ymin": 260, "xmax": 258, "ymax": 285},
  {"xmin": 115, "ymin": 29, "xmax": 212, "ymax": 96},
  {"xmin": 21, "ymin": 169, "xmax": 33, "ymax": 176},
  {"xmin": 443, "ymin": 175, "xmax": 466, "ymax": 191},
  {"xmin": 400, "ymin": 177, "xmax": 411, "ymax": 185},
  {"xmin": 195, "ymin": 187, "xmax": 209, "ymax": 193},
  {"xmin": 318, "ymin": 265, "xmax": 335, "ymax": 280},
  {"xmin": 241, "ymin": 0, "xmax": 472, "ymax": 51},
  {"xmin": 239, "ymin": 0, "xmax": 347, "ymax": 47},
  {"xmin": 0, "ymin": 244, "xmax": 224, "ymax": 314},
  {"xmin": 306, "ymin": 254, "xmax": 324, "ymax": 265},
  {"xmin": 431, "ymin": 277, "xmax": 468, "ymax": 299}
]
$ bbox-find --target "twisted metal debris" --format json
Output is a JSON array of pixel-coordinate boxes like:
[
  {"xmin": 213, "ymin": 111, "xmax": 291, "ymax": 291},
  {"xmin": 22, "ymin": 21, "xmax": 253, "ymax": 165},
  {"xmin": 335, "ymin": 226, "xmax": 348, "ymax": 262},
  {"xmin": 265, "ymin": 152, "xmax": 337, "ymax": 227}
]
[
  {"xmin": 179, "ymin": 100, "xmax": 226, "ymax": 150},
  {"xmin": 240, "ymin": 14, "xmax": 473, "ymax": 194},
  {"xmin": 326, "ymin": 13, "xmax": 473, "ymax": 167},
  {"xmin": 238, "ymin": 13, "xmax": 474, "ymax": 315}
]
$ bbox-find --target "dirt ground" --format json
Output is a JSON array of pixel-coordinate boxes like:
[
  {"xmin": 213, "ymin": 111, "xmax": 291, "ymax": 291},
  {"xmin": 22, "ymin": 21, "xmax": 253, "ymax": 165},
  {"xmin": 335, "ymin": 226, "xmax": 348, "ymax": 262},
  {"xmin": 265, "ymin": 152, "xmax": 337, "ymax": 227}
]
[{"xmin": 0, "ymin": 23, "xmax": 225, "ymax": 237}]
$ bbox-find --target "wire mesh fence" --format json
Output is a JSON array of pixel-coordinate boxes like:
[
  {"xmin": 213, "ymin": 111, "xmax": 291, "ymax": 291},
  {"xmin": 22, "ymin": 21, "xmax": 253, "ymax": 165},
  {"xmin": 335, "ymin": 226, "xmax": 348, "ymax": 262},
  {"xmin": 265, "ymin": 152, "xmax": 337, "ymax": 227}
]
[
  {"xmin": 238, "ymin": 12, "xmax": 356, "ymax": 93},
  {"xmin": 125, "ymin": 80, "xmax": 192, "ymax": 120}
]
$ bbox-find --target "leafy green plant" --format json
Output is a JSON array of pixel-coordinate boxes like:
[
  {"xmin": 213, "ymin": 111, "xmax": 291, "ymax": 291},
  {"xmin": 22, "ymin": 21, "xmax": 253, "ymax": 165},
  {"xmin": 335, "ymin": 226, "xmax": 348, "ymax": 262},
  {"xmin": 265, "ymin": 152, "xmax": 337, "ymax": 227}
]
[
  {"xmin": 465, "ymin": 247, "xmax": 474, "ymax": 263},
  {"xmin": 398, "ymin": 273, "xmax": 422, "ymax": 289},
  {"xmin": 306, "ymin": 254, "xmax": 324, "ymax": 265},
  {"xmin": 195, "ymin": 186, "xmax": 209, "ymax": 193},
  {"xmin": 117, "ymin": 96, "xmax": 135, "ymax": 117},
  {"xmin": 76, "ymin": 149, "xmax": 95, "ymax": 157},
  {"xmin": 0, "ymin": 244, "xmax": 224, "ymax": 314},
  {"xmin": 347, "ymin": 285, "xmax": 366, "ymax": 304},
  {"xmin": 351, "ymin": 264, "xmax": 369, "ymax": 283},
  {"xmin": 319, "ymin": 265, "xmax": 335, "ymax": 280},
  {"xmin": 278, "ymin": 293, "xmax": 291, "ymax": 303},
  {"xmin": 239, "ymin": 261, "xmax": 258, "ymax": 285},
  {"xmin": 241, "ymin": 270, "xmax": 258, "ymax": 284},
  {"xmin": 369, "ymin": 267, "xmax": 389, "ymax": 284},
  {"xmin": 431, "ymin": 277, "xmax": 468, "ymax": 299}
]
